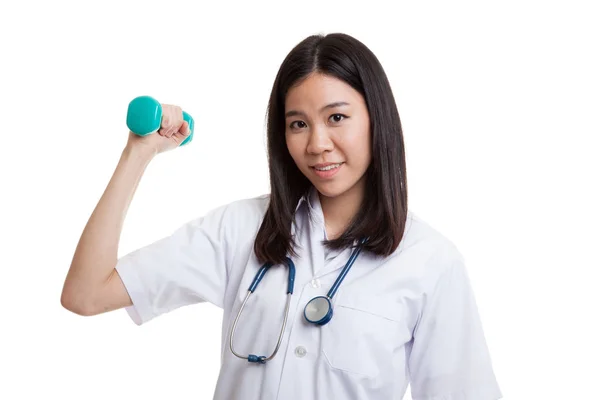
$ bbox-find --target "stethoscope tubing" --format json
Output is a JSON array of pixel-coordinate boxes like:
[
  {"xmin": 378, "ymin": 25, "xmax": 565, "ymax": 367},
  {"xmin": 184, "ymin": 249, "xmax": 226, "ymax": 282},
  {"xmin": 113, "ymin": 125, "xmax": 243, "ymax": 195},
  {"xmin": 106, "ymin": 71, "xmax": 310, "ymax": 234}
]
[
  {"xmin": 230, "ymin": 290, "xmax": 292, "ymax": 364},
  {"xmin": 229, "ymin": 238, "xmax": 366, "ymax": 364}
]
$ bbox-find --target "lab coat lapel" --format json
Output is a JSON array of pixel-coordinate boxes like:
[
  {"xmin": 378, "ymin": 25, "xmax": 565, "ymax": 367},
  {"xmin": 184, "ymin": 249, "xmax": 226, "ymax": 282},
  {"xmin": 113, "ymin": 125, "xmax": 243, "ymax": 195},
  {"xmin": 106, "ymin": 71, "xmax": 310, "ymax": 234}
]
[
  {"xmin": 303, "ymin": 187, "xmax": 326, "ymax": 278},
  {"xmin": 293, "ymin": 187, "xmax": 324, "ymax": 278},
  {"xmin": 315, "ymin": 247, "xmax": 355, "ymax": 279},
  {"xmin": 302, "ymin": 187, "xmax": 364, "ymax": 279}
]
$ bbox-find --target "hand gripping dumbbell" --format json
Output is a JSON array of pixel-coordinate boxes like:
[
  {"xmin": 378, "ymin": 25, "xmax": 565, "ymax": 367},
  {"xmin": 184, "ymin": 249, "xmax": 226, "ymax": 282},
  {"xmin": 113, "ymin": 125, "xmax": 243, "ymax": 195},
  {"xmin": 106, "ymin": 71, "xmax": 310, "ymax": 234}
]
[{"xmin": 126, "ymin": 95, "xmax": 195, "ymax": 146}]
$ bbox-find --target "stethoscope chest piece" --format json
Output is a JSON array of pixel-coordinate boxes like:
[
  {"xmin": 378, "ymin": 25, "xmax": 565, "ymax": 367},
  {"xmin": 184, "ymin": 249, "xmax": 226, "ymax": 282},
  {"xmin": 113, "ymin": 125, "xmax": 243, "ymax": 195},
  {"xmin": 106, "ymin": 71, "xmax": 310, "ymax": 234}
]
[
  {"xmin": 230, "ymin": 238, "xmax": 367, "ymax": 364},
  {"xmin": 304, "ymin": 295, "xmax": 333, "ymax": 325}
]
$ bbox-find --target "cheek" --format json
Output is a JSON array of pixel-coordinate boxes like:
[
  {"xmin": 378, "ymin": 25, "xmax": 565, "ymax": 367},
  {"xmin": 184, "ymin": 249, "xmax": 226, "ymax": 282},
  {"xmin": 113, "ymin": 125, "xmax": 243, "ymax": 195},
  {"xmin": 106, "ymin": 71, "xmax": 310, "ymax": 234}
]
[
  {"xmin": 363, "ymin": 134, "xmax": 372, "ymax": 163},
  {"xmin": 285, "ymin": 134, "xmax": 295, "ymax": 156},
  {"xmin": 345, "ymin": 127, "xmax": 371, "ymax": 166},
  {"xmin": 360, "ymin": 123, "xmax": 372, "ymax": 165},
  {"xmin": 285, "ymin": 136, "xmax": 304, "ymax": 166}
]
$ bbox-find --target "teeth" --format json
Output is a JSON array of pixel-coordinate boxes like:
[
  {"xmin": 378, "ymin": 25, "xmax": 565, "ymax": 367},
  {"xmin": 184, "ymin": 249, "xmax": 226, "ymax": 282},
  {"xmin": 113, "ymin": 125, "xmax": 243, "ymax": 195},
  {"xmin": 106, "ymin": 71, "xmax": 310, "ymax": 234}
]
[{"xmin": 315, "ymin": 163, "xmax": 341, "ymax": 171}]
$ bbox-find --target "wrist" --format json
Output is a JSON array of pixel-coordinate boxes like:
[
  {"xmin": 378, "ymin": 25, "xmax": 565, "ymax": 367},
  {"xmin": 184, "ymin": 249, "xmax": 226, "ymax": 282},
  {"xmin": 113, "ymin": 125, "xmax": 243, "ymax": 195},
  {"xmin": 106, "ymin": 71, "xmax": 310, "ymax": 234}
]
[{"xmin": 123, "ymin": 144, "xmax": 156, "ymax": 162}]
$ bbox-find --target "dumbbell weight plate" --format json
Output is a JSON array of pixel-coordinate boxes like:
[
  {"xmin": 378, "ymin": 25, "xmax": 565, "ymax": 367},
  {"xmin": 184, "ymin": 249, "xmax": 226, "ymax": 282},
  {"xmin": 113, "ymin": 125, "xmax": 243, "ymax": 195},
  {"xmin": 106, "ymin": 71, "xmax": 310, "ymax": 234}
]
[{"xmin": 126, "ymin": 95, "xmax": 194, "ymax": 146}]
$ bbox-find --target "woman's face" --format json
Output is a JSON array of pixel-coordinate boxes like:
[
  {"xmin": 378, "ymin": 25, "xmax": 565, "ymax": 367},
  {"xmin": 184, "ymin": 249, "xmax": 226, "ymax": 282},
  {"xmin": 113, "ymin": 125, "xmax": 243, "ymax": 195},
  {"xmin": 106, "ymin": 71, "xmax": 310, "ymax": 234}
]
[{"xmin": 285, "ymin": 72, "xmax": 372, "ymax": 200}]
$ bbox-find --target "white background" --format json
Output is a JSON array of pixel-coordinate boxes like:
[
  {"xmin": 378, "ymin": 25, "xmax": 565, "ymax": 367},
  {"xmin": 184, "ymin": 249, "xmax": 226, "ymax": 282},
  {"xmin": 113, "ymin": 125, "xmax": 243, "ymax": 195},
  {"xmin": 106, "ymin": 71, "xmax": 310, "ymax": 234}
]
[{"xmin": 1, "ymin": 0, "xmax": 598, "ymax": 398}]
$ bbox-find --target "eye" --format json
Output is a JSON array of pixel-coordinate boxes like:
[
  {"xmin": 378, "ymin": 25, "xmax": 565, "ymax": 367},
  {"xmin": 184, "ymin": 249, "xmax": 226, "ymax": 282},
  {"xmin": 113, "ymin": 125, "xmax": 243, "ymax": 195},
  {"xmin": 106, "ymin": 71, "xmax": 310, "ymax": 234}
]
[
  {"xmin": 329, "ymin": 113, "xmax": 348, "ymax": 123},
  {"xmin": 289, "ymin": 120, "xmax": 307, "ymax": 130}
]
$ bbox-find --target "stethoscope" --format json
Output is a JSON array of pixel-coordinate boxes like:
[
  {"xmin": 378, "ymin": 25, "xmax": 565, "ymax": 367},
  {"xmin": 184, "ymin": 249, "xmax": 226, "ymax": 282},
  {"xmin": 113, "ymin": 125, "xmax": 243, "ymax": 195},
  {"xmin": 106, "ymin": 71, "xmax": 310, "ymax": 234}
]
[{"xmin": 229, "ymin": 239, "xmax": 366, "ymax": 364}]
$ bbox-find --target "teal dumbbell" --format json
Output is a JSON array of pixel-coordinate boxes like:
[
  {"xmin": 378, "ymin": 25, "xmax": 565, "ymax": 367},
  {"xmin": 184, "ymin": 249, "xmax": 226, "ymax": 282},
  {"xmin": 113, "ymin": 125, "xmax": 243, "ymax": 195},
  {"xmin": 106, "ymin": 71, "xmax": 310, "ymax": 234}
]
[{"xmin": 126, "ymin": 95, "xmax": 194, "ymax": 146}]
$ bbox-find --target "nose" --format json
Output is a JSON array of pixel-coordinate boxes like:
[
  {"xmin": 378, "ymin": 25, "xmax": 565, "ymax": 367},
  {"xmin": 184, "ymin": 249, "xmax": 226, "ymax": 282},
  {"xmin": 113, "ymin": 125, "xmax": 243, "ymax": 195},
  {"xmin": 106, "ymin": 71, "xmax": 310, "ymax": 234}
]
[{"xmin": 306, "ymin": 125, "xmax": 334, "ymax": 155}]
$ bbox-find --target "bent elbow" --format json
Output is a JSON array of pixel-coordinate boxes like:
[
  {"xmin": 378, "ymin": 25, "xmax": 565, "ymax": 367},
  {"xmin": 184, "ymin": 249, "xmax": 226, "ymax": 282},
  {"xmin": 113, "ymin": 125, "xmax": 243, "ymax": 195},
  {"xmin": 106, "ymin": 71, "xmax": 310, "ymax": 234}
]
[{"xmin": 60, "ymin": 291, "xmax": 95, "ymax": 316}]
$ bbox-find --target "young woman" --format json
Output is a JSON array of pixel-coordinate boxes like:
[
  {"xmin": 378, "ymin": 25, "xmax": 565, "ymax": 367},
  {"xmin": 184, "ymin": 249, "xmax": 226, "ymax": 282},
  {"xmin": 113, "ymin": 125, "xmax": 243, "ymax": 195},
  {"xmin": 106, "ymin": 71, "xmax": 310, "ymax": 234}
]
[{"xmin": 61, "ymin": 33, "xmax": 502, "ymax": 400}]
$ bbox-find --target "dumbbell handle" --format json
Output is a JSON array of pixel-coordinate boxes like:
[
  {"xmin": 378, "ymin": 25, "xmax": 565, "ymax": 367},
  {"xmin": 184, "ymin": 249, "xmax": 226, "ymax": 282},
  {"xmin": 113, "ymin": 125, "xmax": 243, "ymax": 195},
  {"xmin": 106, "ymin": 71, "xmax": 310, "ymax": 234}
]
[{"xmin": 126, "ymin": 96, "xmax": 194, "ymax": 147}]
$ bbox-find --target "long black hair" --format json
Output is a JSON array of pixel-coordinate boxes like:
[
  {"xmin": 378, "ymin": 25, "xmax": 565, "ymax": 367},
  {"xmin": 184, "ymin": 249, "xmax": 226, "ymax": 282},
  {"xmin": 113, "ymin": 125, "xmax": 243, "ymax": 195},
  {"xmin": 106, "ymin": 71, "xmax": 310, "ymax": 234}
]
[{"xmin": 254, "ymin": 32, "xmax": 408, "ymax": 265}]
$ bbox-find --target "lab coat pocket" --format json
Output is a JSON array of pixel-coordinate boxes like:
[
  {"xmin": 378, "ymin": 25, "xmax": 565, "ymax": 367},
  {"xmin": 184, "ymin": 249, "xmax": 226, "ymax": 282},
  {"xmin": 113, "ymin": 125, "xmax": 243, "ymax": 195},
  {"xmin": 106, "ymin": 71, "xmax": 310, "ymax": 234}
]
[{"xmin": 321, "ymin": 293, "xmax": 402, "ymax": 379}]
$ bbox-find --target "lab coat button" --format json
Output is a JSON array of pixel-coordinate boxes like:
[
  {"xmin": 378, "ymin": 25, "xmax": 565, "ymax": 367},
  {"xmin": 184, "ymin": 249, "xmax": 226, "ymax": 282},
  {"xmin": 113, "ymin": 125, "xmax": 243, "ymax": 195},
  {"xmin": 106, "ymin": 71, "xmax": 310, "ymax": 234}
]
[
  {"xmin": 310, "ymin": 278, "xmax": 321, "ymax": 288},
  {"xmin": 295, "ymin": 346, "xmax": 307, "ymax": 358}
]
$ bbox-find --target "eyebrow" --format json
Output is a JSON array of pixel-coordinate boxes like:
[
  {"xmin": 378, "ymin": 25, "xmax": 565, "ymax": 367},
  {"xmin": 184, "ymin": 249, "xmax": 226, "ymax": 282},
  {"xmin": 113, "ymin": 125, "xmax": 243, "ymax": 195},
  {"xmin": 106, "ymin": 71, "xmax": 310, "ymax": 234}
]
[{"xmin": 285, "ymin": 101, "xmax": 350, "ymax": 118}]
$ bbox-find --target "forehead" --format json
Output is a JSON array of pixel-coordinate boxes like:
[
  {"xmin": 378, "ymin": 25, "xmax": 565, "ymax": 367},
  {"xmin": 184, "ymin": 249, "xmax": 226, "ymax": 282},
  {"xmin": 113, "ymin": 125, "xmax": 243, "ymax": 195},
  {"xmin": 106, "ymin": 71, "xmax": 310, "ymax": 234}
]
[{"xmin": 285, "ymin": 73, "xmax": 361, "ymax": 108}]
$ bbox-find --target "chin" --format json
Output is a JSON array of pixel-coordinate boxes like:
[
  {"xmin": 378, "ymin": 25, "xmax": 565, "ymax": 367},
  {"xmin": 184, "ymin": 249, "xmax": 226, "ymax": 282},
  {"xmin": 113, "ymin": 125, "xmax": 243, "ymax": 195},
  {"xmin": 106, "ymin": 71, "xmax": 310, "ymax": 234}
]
[{"xmin": 311, "ymin": 182, "xmax": 348, "ymax": 198}]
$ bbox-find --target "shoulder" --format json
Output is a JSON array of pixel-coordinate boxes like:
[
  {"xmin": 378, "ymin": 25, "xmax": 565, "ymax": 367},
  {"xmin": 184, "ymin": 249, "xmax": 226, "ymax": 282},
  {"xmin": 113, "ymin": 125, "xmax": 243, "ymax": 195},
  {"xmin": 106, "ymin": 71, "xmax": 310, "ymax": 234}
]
[
  {"xmin": 196, "ymin": 193, "xmax": 270, "ymax": 235},
  {"xmin": 399, "ymin": 210, "xmax": 461, "ymax": 253},
  {"xmin": 392, "ymin": 209, "xmax": 466, "ymax": 278},
  {"xmin": 220, "ymin": 193, "xmax": 270, "ymax": 221}
]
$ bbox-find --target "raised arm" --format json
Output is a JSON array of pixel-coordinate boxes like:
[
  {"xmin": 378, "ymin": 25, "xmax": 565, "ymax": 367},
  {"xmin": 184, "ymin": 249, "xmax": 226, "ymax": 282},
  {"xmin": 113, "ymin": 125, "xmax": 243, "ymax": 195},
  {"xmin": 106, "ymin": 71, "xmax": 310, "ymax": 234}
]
[{"xmin": 61, "ymin": 103, "xmax": 191, "ymax": 316}]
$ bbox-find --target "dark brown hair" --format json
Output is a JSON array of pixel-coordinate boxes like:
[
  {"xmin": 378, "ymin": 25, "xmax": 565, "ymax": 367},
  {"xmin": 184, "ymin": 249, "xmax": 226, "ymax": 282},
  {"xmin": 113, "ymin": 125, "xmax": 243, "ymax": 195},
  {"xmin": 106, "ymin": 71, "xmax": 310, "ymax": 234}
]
[{"xmin": 254, "ymin": 32, "xmax": 408, "ymax": 265}]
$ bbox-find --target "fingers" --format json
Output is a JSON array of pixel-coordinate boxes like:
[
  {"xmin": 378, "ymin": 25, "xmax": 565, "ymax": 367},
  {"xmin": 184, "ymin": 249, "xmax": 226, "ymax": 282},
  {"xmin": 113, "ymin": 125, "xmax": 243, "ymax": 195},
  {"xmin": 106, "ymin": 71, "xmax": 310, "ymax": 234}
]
[
  {"xmin": 172, "ymin": 121, "xmax": 191, "ymax": 144},
  {"xmin": 178, "ymin": 120, "xmax": 190, "ymax": 135},
  {"xmin": 159, "ymin": 104, "xmax": 184, "ymax": 138}
]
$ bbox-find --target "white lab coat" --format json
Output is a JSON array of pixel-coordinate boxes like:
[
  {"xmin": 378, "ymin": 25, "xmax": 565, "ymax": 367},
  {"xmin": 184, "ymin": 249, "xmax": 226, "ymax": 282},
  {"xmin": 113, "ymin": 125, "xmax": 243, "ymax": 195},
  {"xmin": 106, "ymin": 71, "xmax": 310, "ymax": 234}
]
[{"xmin": 115, "ymin": 187, "xmax": 502, "ymax": 400}]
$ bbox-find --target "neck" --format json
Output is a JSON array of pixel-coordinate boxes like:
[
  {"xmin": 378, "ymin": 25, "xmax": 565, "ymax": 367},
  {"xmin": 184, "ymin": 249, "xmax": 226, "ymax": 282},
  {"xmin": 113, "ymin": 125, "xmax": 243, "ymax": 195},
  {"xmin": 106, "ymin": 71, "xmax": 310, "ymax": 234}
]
[{"xmin": 319, "ymin": 181, "xmax": 365, "ymax": 240}]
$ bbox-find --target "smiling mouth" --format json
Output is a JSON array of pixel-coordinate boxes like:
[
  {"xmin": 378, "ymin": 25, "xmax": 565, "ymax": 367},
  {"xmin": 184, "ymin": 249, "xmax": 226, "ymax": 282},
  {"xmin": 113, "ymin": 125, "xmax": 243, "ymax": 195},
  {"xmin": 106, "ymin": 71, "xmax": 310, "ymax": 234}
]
[
  {"xmin": 311, "ymin": 162, "xmax": 344, "ymax": 179},
  {"xmin": 313, "ymin": 162, "xmax": 343, "ymax": 171}
]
